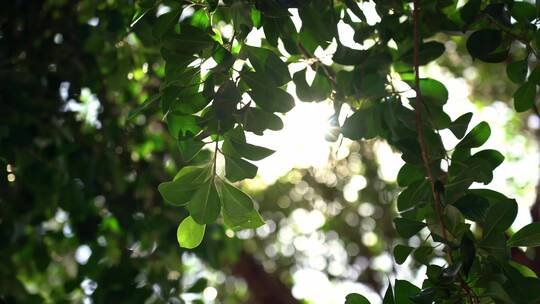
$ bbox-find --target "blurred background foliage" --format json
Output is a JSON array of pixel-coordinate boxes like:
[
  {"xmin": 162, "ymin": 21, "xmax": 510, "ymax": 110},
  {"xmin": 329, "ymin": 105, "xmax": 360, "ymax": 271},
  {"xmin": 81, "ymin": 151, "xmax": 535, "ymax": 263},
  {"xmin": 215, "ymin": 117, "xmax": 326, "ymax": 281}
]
[{"xmin": 1, "ymin": 0, "xmax": 540, "ymax": 303}]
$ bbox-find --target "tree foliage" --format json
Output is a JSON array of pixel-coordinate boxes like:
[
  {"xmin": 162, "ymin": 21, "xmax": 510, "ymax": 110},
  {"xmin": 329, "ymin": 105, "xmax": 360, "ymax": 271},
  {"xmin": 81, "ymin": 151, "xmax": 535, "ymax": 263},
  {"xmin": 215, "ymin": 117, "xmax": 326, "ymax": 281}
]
[
  {"xmin": 3, "ymin": 0, "xmax": 540, "ymax": 303},
  {"xmin": 130, "ymin": 0, "xmax": 540, "ymax": 302}
]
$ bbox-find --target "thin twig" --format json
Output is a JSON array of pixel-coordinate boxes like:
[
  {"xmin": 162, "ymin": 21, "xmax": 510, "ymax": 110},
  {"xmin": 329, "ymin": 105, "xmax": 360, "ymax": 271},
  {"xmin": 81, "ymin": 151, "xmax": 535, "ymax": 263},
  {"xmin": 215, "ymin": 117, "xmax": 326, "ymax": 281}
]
[
  {"xmin": 413, "ymin": 2, "xmax": 477, "ymax": 303},
  {"xmin": 412, "ymin": 0, "xmax": 449, "ymax": 248},
  {"xmin": 296, "ymin": 42, "xmax": 338, "ymax": 88}
]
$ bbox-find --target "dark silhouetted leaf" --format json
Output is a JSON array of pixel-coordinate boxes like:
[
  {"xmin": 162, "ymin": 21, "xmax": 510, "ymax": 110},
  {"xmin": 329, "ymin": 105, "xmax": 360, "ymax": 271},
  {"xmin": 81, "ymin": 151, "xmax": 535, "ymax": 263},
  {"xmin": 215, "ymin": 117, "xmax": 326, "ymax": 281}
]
[
  {"xmin": 508, "ymin": 222, "xmax": 540, "ymax": 247},
  {"xmin": 448, "ymin": 112, "xmax": 472, "ymax": 140},
  {"xmin": 466, "ymin": 29, "xmax": 503, "ymax": 60},
  {"xmin": 514, "ymin": 82, "xmax": 536, "ymax": 112},
  {"xmin": 394, "ymin": 280, "xmax": 420, "ymax": 304},
  {"xmin": 483, "ymin": 199, "xmax": 518, "ymax": 239},
  {"xmin": 453, "ymin": 194, "xmax": 489, "ymax": 222},
  {"xmin": 507, "ymin": 60, "xmax": 528, "ymax": 84},
  {"xmin": 394, "ymin": 218, "xmax": 426, "ymax": 238},
  {"xmin": 393, "ymin": 245, "xmax": 413, "ymax": 265},
  {"xmin": 345, "ymin": 293, "xmax": 370, "ymax": 304}
]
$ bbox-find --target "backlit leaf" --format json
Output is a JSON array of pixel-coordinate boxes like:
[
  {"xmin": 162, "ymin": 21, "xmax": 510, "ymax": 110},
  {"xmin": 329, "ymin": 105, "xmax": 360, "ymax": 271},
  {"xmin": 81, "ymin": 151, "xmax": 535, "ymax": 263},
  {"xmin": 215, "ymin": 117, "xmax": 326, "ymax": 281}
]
[
  {"xmin": 187, "ymin": 179, "xmax": 221, "ymax": 224},
  {"xmin": 158, "ymin": 165, "xmax": 212, "ymax": 206},
  {"xmin": 177, "ymin": 216, "xmax": 205, "ymax": 249},
  {"xmin": 218, "ymin": 179, "xmax": 265, "ymax": 230},
  {"xmin": 224, "ymin": 155, "xmax": 257, "ymax": 182}
]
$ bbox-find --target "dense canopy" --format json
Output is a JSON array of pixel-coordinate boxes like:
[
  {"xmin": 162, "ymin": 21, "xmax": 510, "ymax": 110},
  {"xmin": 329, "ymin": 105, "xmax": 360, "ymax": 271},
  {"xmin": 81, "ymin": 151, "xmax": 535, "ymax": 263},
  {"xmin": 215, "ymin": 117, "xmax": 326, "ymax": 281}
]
[{"xmin": 3, "ymin": 0, "xmax": 540, "ymax": 303}]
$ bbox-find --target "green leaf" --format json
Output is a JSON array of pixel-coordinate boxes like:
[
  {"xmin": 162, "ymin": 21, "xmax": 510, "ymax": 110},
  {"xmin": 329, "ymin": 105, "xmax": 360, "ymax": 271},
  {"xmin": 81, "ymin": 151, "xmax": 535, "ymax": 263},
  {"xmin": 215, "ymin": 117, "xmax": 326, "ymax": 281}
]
[
  {"xmin": 226, "ymin": 140, "xmax": 274, "ymax": 161},
  {"xmin": 167, "ymin": 114, "xmax": 201, "ymax": 138},
  {"xmin": 333, "ymin": 44, "xmax": 368, "ymax": 66},
  {"xmin": 213, "ymin": 80, "xmax": 241, "ymax": 119},
  {"xmin": 444, "ymin": 204, "xmax": 466, "ymax": 238},
  {"xmin": 242, "ymin": 71, "xmax": 274, "ymax": 92},
  {"xmin": 456, "ymin": 121, "xmax": 490, "ymax": 149},
  {"xmin": 529, "ymin": 65, "xmax": 540, "ymax": 84},
  {"xmin": 466, "ymin": 29, "xmax": 503, "ymax": 61},
  {"xmin": 397, "ymin": 179, "xmax": 431, "ymax": 212},
  {"xmin": 342, "ymin": 104, "xmax": 384, "ymax": 140},
  {"xmin": 501, "ymin": 263, "xmax": 540, "ymax": 303},
  {"xmin": 410, "ymin": 288, "xmax": 435, "ymax": 304},
  {"xmin": 419, "ymin": 78, "xmax": 448, "ymax": 106},
  {"xmin": 187, "ymin": 278, "xmax": 208, "ymax": 293},
  {"xmin": 152, "ymin": 10, "xmax": 180, "ymax": 39},
  {"xmin": 158, "ymin": 165, "xmax": 212, "ymax": 206},
  {"xmin": 507, "ymin": 60, "xmax": 528, "ymax": 84},
  {"xmin": 474, "ymin": 150, "xmax": 504, "ymax": 183},
  {"xmin": 243, "ymin": 45, "xmax": 290, "ymax": 86},
  {"xmin": 224, "ymin": 155, "xmax": 257, "ymax": 182},
  {"xmin": 483, "ymin": 199, "xmax": 518, "ymax": 239},
  {"xmin": 448, "ymin": 112, "xmax": 472, "ymax": 139},
  {"xmin": 242, "ymin": 107, "xmax": 284, "ymax": 135},
  {"xmin": 190, "ymin": 9, "xmax": 210, "ymax": 29},
  {"xmin": 460, "ymin": 234, "xmax": 476, "ymax": 276},
  {"xmin": 446, "ymin": 150, "xmax": 504, "ymax": 202},
  {"xmin": 162, "ymin": 25, "xmax": 214, "ymax": 54},
  {"xmin": 248, "ymin": 87, "xmax": 295, "ymax": 113},
  {"xmin": 452, "ymin": 194, "xmax": 489, "ymax": 222},
  {"xmin": 401, "ymin": 75, "xmax": 448, "ymax": 106},
  {"xmin": 508, "ymin": 222, "xmax": 540, "ymax": 247},
  {"xmin": 394, "ymin": 280, "xmax": 420, "ymax": 304},
  {"xmin": 383, "ymin": 282, "xmax": 395, "ymax": 304},
  {"xmin": 187, "ymin": 179, "xmax": 221, "ymax": 224},
  {"xmin": 128, "ymin": 94, "xmax": 160, "ymax": 121},
  {"xmin": 218, "ymin": 179, "xmax": 265, "ymax": 230},
  {"xmin": 345, "ymin": 293, "xmax": 370, "ymax": 304},
  {"xmin": 413, "ymin": 246, "xmax": 433, "ymax": 265},
  {"xmin": 460, "ymin": 0, "xmax": 481, "ymax": 24},
  {"xmin": 511, "ymin": 2, "xmax": 537, "ymax": 23},
  {"xmin": 397, "ymin": 163, "xmax": 424, "ymax": 187},
  {"xmin": 178, "ymin": 138, "xmax": 205, "ymax": 162},
  {"xmin": 393, "ymin": 245, "xmax": 413, "ymax": 265},
  {"xmin": 310, "ymin": 68, "xmax": 333, "ymax": 101},
  {"xmin": 162, "ymin": 84, "xmax": 208, "ymax": 115},
  {"xmin": 394, "ymin": 218, "xmax": 426, "ymax": 238},
  {"xmin": 293, "ymin": 68, "xmax": 332, "ymax": 102},
  {"xmin": 426, "ymin": 265, "xmax": 443, "ymax": 283},
  {"xmin": 344, "ymin": 0, "xmax": 366, "ymax": 22},
  {"xmin": 251, "ymin": 7, "xmax": 262, "ymax": 27},
  {"xmin": 298, "ymin": 6, "xmax": 336, "ymax": 52},
  {"xmin": 177, "ymin": 216, "xmax": 205, "ymax": 249},
  {"xmin": 222, "ymin": 129, "xmax": 275, "ymax": 161},
  {"xmin": 514, "ymin": 82, "xmax": 536, "ymax": 112},
  {"xmin": 401, "ymin": 42, "xmax": 445, "ymax": 65},
  {"xmin": 355, "ymin": 72, "xmax": 387, "ymax": 98},
  {"xmin": 480, "ymin": 230, "xmax": 509, "ymax": 260}
]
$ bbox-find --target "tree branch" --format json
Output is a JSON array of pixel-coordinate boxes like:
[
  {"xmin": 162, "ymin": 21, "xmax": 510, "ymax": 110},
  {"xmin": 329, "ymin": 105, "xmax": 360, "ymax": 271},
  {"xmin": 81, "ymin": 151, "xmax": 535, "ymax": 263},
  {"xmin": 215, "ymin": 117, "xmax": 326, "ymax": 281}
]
[{"xmin": 412, "ymin": 0, "xmax": 449, "ymax": 247}]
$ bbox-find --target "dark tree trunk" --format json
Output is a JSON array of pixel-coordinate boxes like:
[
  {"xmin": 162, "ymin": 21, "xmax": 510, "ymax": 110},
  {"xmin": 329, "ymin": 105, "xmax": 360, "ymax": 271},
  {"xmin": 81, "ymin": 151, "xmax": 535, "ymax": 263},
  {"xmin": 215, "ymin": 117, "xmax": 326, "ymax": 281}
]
[{"xmin": 231, "ymin": 251, "xmax": 299, "ymax": 304}]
